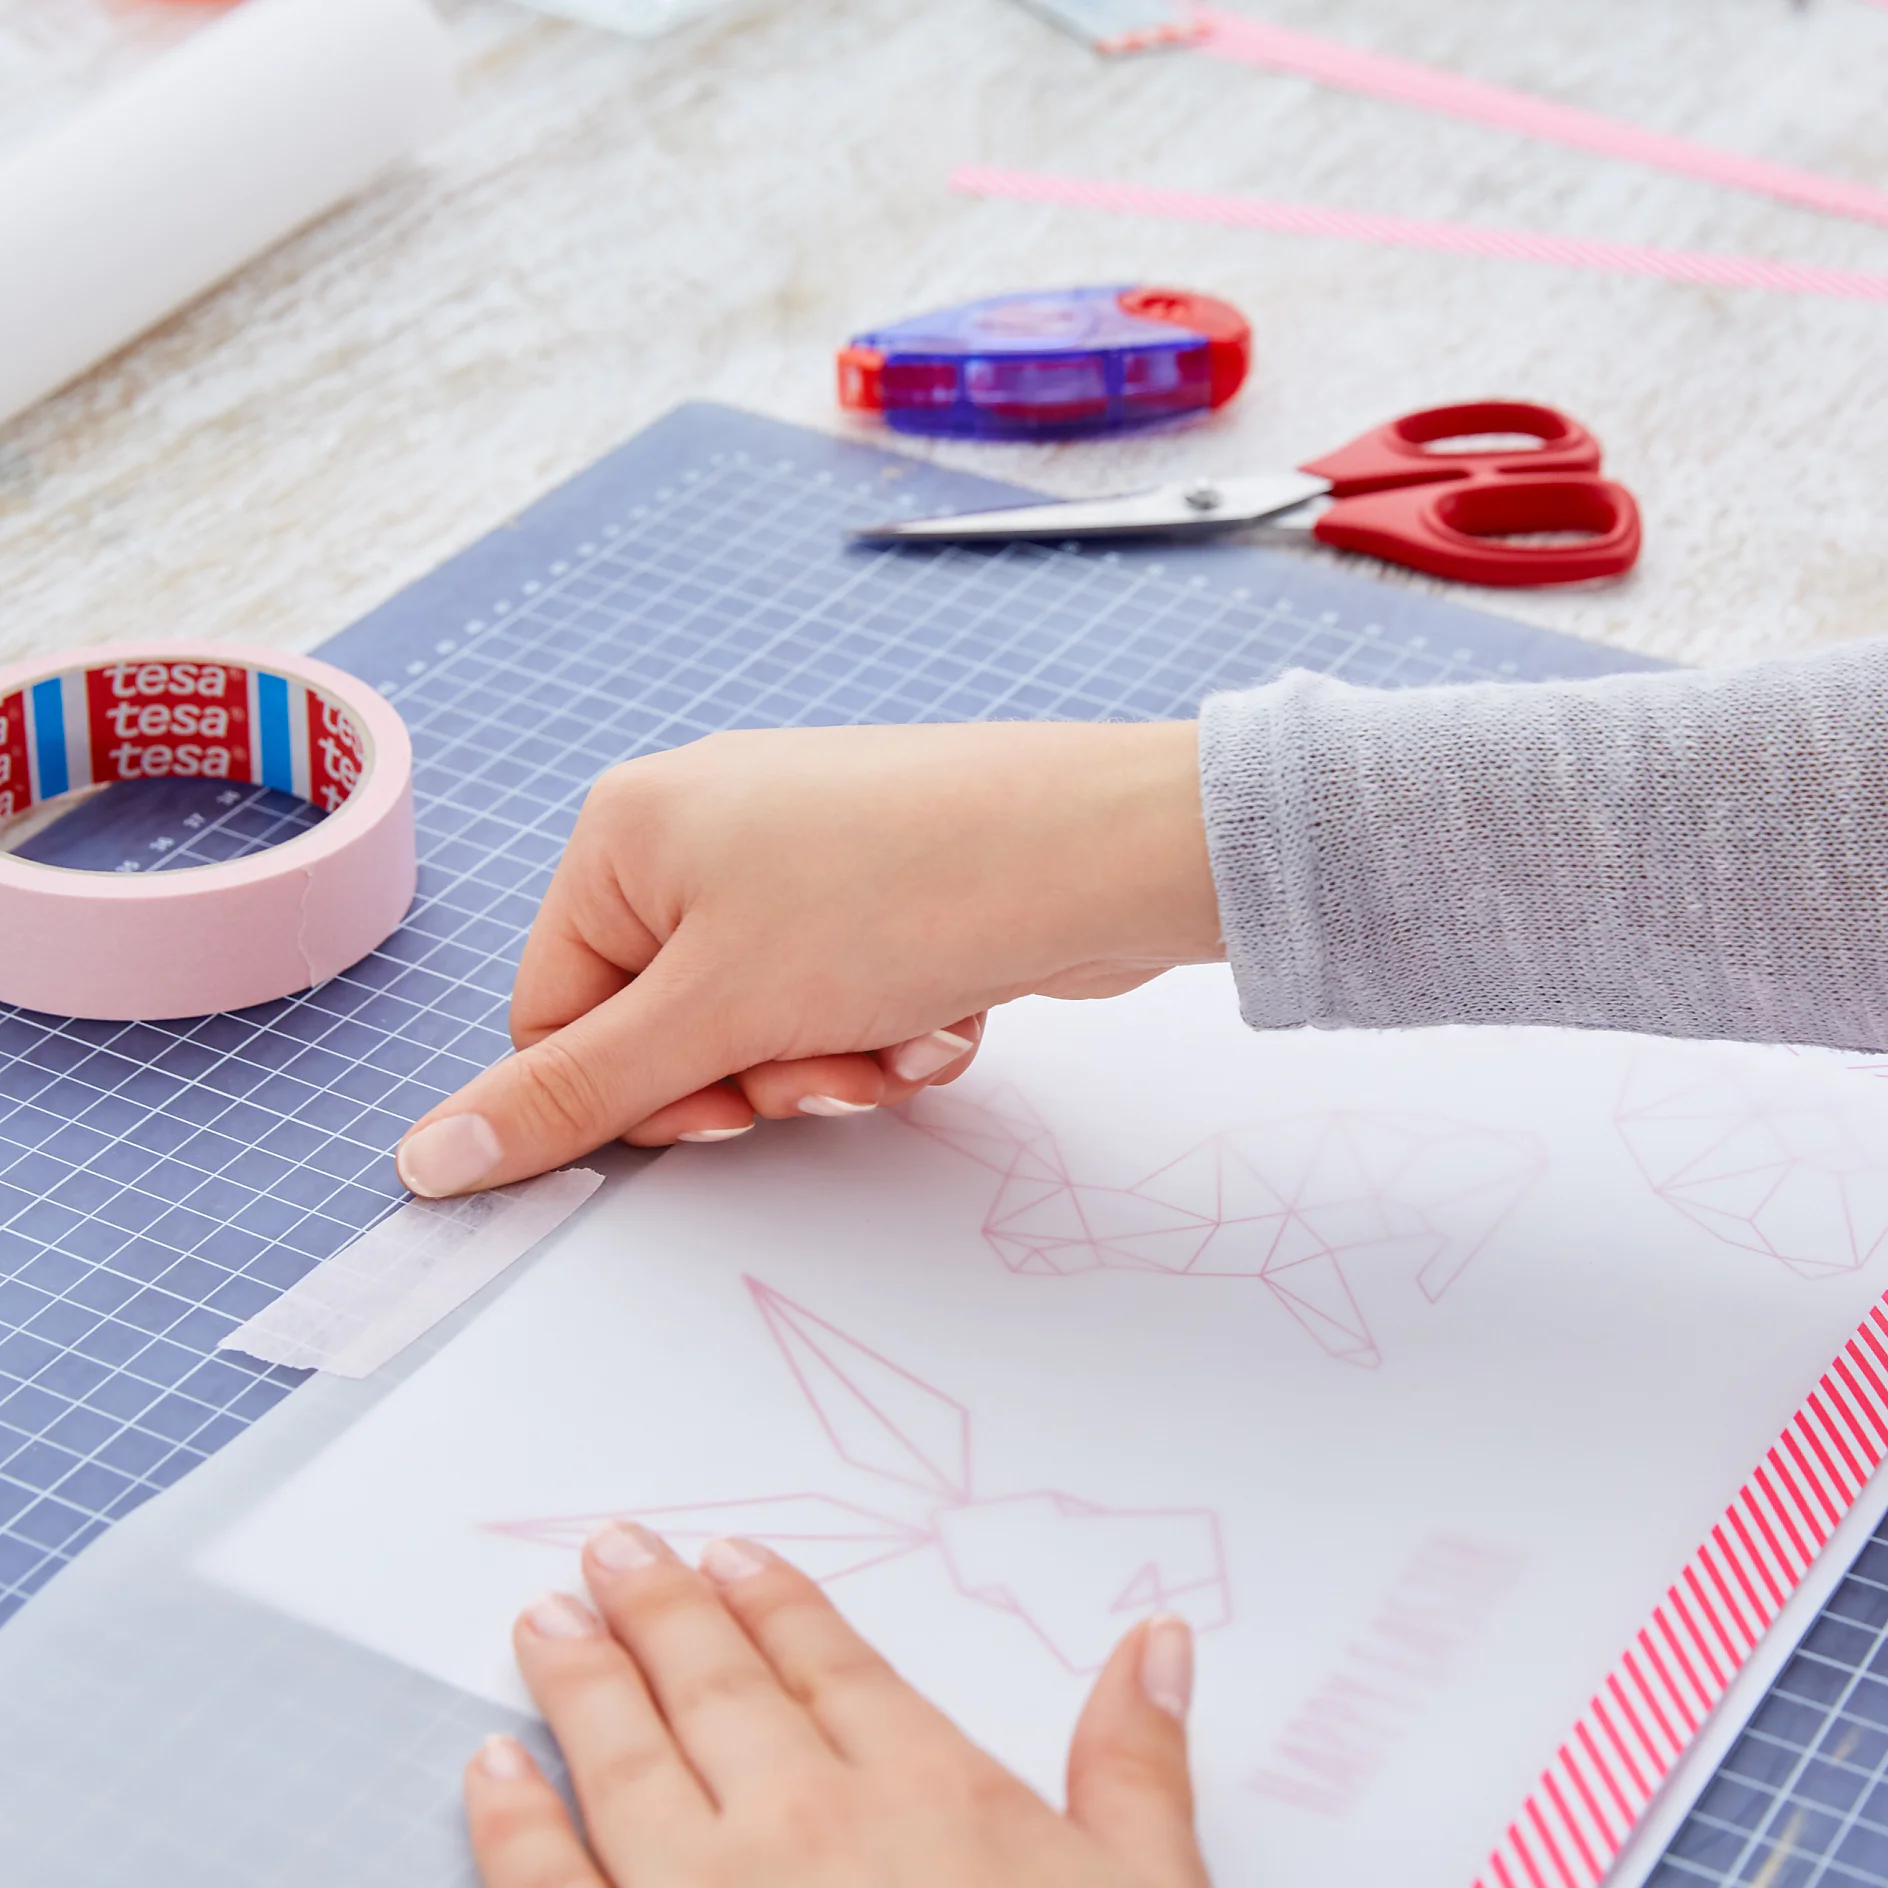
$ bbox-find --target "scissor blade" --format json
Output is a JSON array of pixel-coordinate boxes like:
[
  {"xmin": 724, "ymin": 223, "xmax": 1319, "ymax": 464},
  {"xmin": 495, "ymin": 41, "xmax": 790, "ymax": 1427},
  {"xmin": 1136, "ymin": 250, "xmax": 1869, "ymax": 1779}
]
[{"xmin": 851, "ymin": 471, "xmax": 1332, "ymax": 544}]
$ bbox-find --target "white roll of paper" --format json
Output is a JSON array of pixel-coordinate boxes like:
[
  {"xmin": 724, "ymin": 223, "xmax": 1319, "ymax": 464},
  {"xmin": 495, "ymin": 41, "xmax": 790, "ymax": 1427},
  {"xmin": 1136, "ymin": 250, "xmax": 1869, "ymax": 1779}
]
[{"xmin": 0, "ymin": 0, "xmax": 455, "ymax": 428}]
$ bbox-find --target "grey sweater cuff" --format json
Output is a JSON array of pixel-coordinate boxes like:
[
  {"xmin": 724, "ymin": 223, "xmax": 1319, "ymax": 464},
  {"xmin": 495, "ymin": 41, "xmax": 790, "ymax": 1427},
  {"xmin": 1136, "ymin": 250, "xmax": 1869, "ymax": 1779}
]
[{"xmin": 1198, "ymin": 642, "xmax": 1888, "ymax": 1049}]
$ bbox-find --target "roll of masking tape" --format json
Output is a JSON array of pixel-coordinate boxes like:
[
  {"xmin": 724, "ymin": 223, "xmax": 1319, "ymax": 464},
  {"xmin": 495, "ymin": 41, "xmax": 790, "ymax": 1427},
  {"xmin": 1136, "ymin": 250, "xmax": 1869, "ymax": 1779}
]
[{"xmin": 0, "ymin": 643, "xmax": 415, "ymax": 1021}]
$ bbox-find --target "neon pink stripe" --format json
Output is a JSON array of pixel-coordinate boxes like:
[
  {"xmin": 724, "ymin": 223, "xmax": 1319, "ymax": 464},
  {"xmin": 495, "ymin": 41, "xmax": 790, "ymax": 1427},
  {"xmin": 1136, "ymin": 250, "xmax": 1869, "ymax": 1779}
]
[
  {"xmin": 1753, "ymin": 1459, "xmax": 1817, "ymax": 1564},
  {"xmin": 1836, "ymin": 1352, "xmax": 1888, "ymax": 1447},
  {"xmin": 1797, "ymin": 1402, "xmax": 1862, "ymax": 1499},
  {"xmin": 1558, "ymin": 1743, "xmax": 1617, "ymax": 1853},
  {"xmin": 1540, "ymin": 1770, "xmax": 1602, "ymax": 1883},
  {"xmin": 1591, "ymin": 1692, "xmax": 1653, "ymax": 1800},
  {"xmin": 1730, "ymin": 1489, "xmax": 1794, "ymax": 1604},
  {"xmin": 948, "ymin": 167, "xmax": 1888, "ymax": 305},
  {"xmin": 1195, "ymin": 11, "xmax": 1888, "ymax": 230},
  {"xmin": 1635, "ymin": 1628, "xmax": 1701, "ymax": 1736},
  {"xmin": 1558, "ymin": 1742, "xmax": 1618, "ymax": 1860},
  {"xmin": 1507, "ymin": 1823, "xmax": 1552, "ymax": 1888},
  {"xmin": 1713, "ymin": 1518, "xmax": 1774, "ymax": 1627},
  {"xmin": 1576, "ymin": 1719, "xmax": 1635, "ymax": 1827},
  {"xmin": 1810, "ymin": 1381, "xmax": 1873, "ymax": 1482},
  {"xmin": 1661, "ymin": 1590, "xmax": 1727, "ymax": 1698},
  {"xmin": 1824, "ymin": 1362, "xmax": 1888, "ymax": 1456},
  {"xmin": 1621, "ymin": 1648, "xmax": 1684, "ymax": 1760},
  {"xmin": 1525, "ymin": 1796, "xmax": 1582, "ymax": 1888},
  {"xmin": 1780, "ymin": 1429, "xmax": 1845, "ymax": 1530},
  {"xmin": 1695, "ymin": 1541, "xmax": 1756, "ymax": 1652},
  {"xmin": 1676, "ymin": 1572, "xmax": 1740, "ymax": 1673}
]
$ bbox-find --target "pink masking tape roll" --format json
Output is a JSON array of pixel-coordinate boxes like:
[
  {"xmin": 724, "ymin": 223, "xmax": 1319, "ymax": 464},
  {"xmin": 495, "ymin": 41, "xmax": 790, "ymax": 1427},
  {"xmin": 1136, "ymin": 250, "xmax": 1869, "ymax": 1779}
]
[{"xmin": 0, "ymin": 642, "xmax": 415, "ymax": 1021}]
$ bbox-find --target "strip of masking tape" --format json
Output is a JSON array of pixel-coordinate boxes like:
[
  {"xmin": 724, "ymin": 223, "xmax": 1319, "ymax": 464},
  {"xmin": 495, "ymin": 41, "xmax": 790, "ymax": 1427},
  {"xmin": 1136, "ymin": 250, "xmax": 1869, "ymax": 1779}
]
[
  {"xmin": 949, "ymin": 164, "xmax": 1888, "ymax": 305},
  {"xmin": 1194, "ymin": 10, "xmax": 1888, "ymax": 232},
  {"xmin": 219, "ymin": 1168, "xmax": 604, "ymax": 1378}
]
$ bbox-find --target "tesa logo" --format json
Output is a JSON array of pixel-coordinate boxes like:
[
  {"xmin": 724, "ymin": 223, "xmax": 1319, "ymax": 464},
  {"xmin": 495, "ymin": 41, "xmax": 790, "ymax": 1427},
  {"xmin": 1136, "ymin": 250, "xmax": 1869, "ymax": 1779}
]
[{"xmin": 87, "ymin": 662, "xmax": 248, "ymax": 783}]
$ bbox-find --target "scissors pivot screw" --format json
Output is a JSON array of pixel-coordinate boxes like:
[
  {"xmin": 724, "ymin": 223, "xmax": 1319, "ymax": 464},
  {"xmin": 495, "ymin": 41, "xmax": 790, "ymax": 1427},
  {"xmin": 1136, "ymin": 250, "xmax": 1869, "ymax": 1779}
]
[{"xmin": 1182, "ymin": 481, "xmax": 1224, "ymax": 512}]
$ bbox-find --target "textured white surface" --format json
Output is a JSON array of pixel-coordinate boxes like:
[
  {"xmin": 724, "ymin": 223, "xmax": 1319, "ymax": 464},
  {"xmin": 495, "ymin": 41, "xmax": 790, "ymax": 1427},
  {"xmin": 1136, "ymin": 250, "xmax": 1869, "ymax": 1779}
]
[{"xmin": 0, "ymin": 0, "xmax": 1883, "ymax": 672}]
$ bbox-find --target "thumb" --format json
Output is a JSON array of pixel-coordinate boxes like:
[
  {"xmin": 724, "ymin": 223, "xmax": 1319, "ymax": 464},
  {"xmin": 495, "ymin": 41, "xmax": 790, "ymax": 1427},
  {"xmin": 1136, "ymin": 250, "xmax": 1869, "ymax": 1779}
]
[
  {"xmin": 1066, "ymin": 1616, "xmax": 1209, "ymax": 1888},
  {"xmin": 396, "ymin": 938, "xmax": 738, "ymax": 1195}
]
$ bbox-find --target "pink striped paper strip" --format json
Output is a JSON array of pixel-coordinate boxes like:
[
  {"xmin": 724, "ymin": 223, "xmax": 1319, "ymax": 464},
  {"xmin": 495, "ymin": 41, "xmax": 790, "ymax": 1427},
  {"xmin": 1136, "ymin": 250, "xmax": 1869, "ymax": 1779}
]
[
  {"xmin": 950, "ymin": 164, "xmax": 1888, "ymax": 304},
  {"xmin": 1476, "ymin": 1296, "xmax": 1888, "ymax": 1888},
  {"xmin": 1196, "ymin": 8, "xmax": 1888, "ymax": 231}
]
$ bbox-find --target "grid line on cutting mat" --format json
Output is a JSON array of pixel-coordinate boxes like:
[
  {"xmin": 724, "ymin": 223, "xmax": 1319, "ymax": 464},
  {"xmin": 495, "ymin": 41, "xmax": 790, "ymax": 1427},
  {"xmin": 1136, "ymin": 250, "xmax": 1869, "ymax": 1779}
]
[{"xmin": 0, "ymin": 433, "xmax": 1539, "ymax": 1624}]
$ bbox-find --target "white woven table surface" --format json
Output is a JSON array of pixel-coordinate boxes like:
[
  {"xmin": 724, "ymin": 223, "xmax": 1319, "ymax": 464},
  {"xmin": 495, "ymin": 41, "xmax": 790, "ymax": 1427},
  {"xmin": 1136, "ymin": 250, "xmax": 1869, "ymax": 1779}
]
[{"xmin": 0, "ymin": 0, "xmax": 1883, "ymax": 672}]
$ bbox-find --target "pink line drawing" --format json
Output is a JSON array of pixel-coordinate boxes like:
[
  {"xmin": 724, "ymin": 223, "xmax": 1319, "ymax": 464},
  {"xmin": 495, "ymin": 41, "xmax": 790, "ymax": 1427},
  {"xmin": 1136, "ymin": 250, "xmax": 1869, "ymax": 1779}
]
[
  {"xmin": 900, "ymin": 1087, "xmax": 1544, "ymax": 1368},
  {"xmin": 1617, "ymin": 1052, "xmax": 1888, "ymax": 1277},
  {"xmin": 491, "ymin": 1279, "xmax": 1231, "ymax": 1672}
]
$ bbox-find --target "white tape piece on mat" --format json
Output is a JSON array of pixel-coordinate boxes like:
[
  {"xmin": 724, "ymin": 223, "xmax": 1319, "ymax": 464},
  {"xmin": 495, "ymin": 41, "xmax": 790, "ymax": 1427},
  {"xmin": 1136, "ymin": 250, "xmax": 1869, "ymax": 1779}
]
[{"xmin": 220, "ymin": 1168, "xmax": 604, "ymax": 1378}]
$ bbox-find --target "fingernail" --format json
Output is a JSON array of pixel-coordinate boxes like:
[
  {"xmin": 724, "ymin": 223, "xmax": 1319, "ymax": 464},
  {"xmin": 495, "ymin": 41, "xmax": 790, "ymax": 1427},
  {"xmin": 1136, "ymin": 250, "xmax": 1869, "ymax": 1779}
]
[
  {"xmin": 475, "ymin": 1734, "xmax": 533, "ymax": 1781},
  {"xmin": 887, "ymin": 1029, "xmax": 974, "ymax": 1084},
  {"xmin": 677, "ymin": 1124, "xmax": 755, "ymax": 1143},
  {"xmin": 700, "ymin": 1537, "xmax": 771, "ymax": 1585},
  {"xmin": 1140, "ymin": 1614, "xmax": 1193, "ymax": 1723},
  {"xmin": 797, "ymin": 1095, "xmax": 877, "ymax": 1117},
  {"xmin": 524, "ymin": 1591, "xmax": 600, "ymax": 1640},
  {"xmin": 397, "ymin": 1113, "xmax": 502, "ymax": 1198},
  {"xmin": 587, "ymin": 1520, "xmax": 667, "ymax": 1573}
]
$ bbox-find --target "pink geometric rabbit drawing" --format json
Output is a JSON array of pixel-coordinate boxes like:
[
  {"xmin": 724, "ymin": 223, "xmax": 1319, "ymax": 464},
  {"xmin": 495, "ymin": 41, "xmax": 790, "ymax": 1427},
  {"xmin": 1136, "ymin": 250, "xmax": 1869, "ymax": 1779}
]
[
  {"xmin": 900, "ymin": 1087, "xmax": 1544, "ymax": 1368},
  {"xmin": 490, "ymin": 1278, "xmax": 1231, "ymax": 1673}
]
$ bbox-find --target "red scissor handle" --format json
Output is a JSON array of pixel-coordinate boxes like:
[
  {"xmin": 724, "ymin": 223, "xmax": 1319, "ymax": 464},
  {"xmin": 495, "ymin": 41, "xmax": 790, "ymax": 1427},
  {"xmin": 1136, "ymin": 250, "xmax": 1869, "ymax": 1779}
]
[
  {"xmin": 1301, "ymin": 401, "xmax": 1605, "ymax": 494},
  {"xmin": 1312, "ymin": 474, "xmax": 1643, "ymax": 587}
]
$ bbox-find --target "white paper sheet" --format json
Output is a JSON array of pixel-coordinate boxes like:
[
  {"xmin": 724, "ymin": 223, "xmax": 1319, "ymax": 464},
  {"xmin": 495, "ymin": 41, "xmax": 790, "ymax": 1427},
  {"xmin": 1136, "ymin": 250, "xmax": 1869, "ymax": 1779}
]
[
  {"xmin": 0, "ymin": 0, "xmax": 453, "ymax": 428},
  {"xmin": 200, "ymin": 968, "xmax": 1888, "ymax": 1888}
]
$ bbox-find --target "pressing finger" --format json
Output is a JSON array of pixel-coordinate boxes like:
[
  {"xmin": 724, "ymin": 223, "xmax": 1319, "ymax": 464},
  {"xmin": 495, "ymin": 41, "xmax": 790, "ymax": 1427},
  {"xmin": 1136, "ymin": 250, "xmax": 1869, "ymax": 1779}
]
[
  {"xmin": 735, "ymin": 1053, "xmax": 886, "ymax": 1120},
  {"xmin": 697, "ymin": 1537, "xmax": 961, "ymax": 1762},
  {"xmin": 876, "ymin": 1015, "xmax": 983, "ymax": 1104},
  {"xmin": 1066, "ymin": 1616, "xmax": 1210, "ymax": 1888},
  {"xmin": 464, "ymin": 1734, "xmax": 608, "ymax": 1888},
  {"xmin": 397, "ymin": 934, "xmax": 741, "ymax": 1195},
  {"xmin": 619, "ymin": 1082, "xmax": 757, "ymax": 1148},
  {"xmin": 581, "ymin": 1523, "xmax": 836, "ymax": 1798},
  {"xmin": 510, "ymin": 1590, "xmax": 714, "ymax": 1875}
]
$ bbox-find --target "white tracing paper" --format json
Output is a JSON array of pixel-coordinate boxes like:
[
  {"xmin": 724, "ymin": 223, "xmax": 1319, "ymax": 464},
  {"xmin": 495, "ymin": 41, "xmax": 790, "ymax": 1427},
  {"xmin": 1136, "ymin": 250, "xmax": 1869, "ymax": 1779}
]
[
  {"xmin": 0, "ymin": 0, "xmax": 453, "ymax": 429},
  {"xmin": 201, "ymin": 968, "xmax": 1888, "ymax": 1888}
]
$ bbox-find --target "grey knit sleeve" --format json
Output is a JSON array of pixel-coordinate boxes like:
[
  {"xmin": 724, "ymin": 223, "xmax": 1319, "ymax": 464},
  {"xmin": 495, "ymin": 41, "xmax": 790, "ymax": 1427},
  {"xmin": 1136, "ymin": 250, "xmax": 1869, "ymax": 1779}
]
[{"xmin": 1197, "ymin": 639, "xmax": 1888, "ymax": 1050}]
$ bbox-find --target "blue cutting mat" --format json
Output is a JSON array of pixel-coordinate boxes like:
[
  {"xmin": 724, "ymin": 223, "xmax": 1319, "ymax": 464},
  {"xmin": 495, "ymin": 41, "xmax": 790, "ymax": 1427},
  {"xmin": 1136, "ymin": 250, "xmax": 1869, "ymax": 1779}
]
[{"xmin": 0, "ymin": 399, "xmax": 1651, "ymax": 1633}]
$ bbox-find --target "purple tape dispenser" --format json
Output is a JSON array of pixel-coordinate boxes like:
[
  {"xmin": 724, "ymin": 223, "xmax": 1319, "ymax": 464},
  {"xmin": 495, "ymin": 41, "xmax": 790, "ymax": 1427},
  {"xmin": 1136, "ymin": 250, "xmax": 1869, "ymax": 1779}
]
[{"xmin": 837, "ymin": 284, "xmax": 1252, "ymax": 440}]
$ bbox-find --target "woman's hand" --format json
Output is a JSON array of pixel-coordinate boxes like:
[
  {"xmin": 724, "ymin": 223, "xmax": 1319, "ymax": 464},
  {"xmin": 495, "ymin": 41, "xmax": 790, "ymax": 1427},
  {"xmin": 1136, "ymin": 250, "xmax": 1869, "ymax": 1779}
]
[
  {"xmin": 397, "ymin": 720, "xmax": 1221, "ymax": 1195},
  {"xmin": 464, "ymin": 1525, "xmax": 1211, "ymax": 1888}
]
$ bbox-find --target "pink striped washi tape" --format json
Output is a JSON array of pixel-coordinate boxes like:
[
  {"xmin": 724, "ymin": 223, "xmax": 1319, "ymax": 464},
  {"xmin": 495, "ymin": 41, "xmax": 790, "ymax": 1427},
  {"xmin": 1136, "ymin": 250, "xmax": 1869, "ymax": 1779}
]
[{"xmin": 1478, "ymin": 1296, "xmax": 1888, "ymax": 1888}]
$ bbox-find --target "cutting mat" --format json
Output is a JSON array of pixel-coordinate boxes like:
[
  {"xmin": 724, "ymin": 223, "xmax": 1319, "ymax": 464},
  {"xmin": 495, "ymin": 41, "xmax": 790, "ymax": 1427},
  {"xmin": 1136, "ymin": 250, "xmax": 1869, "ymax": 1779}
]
[
  {"xmin": 0, "ymin": 400, "xmax": 1650, "ymax": 1626},
  {"xmin": 9, "ymin": 399, "xmax": 1863, "ymax": 1887}
]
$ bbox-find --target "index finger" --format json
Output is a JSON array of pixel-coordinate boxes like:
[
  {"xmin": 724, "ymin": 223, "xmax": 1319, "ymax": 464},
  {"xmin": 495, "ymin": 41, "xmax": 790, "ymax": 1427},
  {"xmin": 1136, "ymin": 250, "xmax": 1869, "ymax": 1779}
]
[
  {"xmin": 507, "ymin": 843, "xmax": 659, "ymax": 1050},
  {"xmin": 400, "ymin": 931, "xmax": 747, "ymax": 1193}
]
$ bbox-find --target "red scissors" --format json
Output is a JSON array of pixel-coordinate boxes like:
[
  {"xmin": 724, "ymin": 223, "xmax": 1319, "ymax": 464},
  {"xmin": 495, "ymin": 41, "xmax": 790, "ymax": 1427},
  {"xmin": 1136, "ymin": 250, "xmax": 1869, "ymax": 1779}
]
[{"xmin": 851, "ymin": 400, "xmax": 1642, "ymax": 588}]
